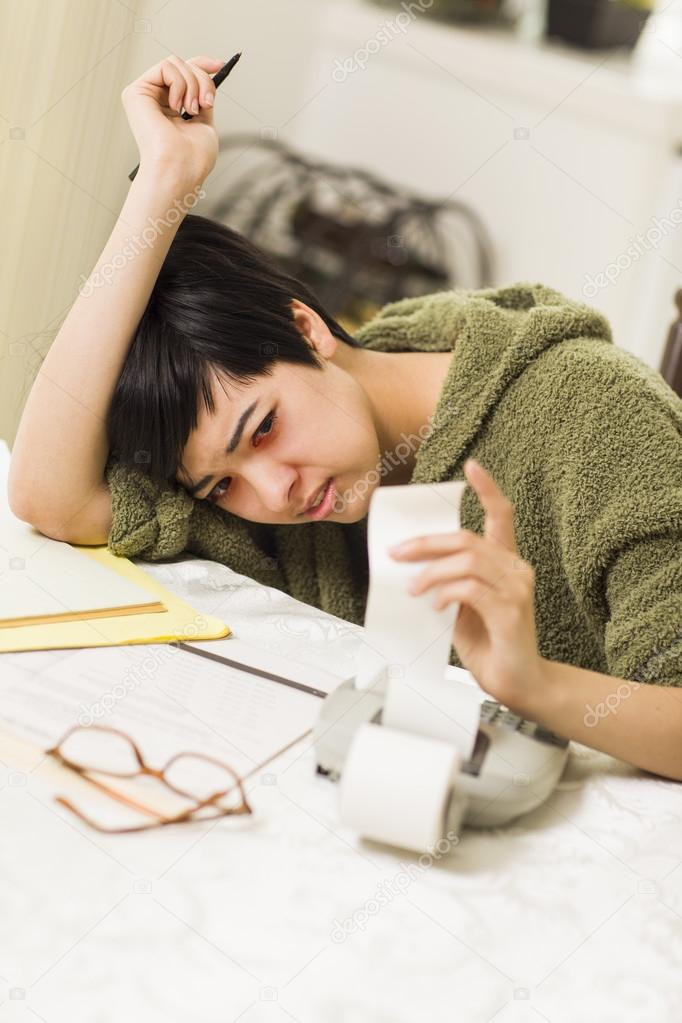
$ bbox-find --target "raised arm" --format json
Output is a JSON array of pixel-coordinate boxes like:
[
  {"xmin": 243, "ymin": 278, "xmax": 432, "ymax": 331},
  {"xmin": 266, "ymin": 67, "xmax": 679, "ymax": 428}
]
[{"xmin": 8, "ymin": 54, "xmax": 225, "ymax": 543}]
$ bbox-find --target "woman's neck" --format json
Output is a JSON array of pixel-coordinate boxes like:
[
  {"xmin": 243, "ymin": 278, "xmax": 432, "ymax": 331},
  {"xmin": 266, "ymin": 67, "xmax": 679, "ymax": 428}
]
[{"xmin": 332, "ymin": 344, "xmax": 455, "ymax": 485}]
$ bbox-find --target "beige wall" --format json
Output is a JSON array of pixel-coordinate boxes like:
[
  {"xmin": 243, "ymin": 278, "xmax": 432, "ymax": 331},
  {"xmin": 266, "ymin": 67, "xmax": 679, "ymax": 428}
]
[{"xmin": 0, "ymin": 0, "xmax": 147, "ymax": 447}]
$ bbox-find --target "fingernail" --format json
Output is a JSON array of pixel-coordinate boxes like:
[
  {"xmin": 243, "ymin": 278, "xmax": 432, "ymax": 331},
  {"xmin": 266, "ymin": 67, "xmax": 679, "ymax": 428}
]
[
  {"xmin": 204, "ymin": 93, "xmax": 214, "ymax": 106},
  {"xmin": 191, "ymin": 98, "xmax": 199, "ymax": 114}
]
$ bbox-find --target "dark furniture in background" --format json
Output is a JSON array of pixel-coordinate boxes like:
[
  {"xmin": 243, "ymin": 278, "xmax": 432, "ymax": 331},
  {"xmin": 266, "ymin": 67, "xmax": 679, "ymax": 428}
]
[
  {"xmin": 371, "ymin": 0, "xmax": 651, "ymax": 50},
  {"xmin": 661, "ymin": 290, "xmax": 682, "ymax": 399},
  {"xmin": 546, "ymin": 0, "xmax": 650, "ymax": 50},
  {"xmin": 206, "ymin": 134, "xmax": 495, "ymax": 335}
]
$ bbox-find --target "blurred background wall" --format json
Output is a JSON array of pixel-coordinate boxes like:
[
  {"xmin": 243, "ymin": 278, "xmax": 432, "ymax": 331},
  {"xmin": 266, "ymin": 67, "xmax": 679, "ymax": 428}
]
[
  {"xmin": 2, "ymin": 0, "xmax": 681, "ymax": 449},
  {"xmin": 0, "ymin": 0, "xmax": 140, "ymax": 447}
]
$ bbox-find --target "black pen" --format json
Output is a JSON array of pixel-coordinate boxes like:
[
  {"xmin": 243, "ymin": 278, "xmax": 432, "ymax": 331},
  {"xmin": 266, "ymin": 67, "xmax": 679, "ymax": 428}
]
[{"xmin": 128, "ymin": 52, "xmax": 242, "ymax": 182}]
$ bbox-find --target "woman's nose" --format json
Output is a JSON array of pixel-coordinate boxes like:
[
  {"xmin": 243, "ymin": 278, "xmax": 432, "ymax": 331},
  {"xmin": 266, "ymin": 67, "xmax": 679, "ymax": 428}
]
[{"xmin": 250, "ymin": 465, "xmax": 296, "ymax": 516}]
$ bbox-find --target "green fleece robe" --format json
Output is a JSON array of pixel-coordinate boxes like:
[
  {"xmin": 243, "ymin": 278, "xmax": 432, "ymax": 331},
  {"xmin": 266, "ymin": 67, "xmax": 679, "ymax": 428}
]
[{"xmin": 105, "ymin": 282, "xmax": 682, "ymax": 686}]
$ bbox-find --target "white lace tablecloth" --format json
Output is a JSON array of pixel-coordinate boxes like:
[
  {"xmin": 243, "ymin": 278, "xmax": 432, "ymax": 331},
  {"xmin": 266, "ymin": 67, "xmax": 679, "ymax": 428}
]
[{"xmin": 2, "ymin": 552, "xmax": 682, "ymax": 1023}]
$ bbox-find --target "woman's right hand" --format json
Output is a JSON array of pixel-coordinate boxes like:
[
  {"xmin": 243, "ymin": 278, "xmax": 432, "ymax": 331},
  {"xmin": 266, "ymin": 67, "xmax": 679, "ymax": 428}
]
[{"xmin": 121, "ymin": 54, "xmax": 226, "ymax": 188}]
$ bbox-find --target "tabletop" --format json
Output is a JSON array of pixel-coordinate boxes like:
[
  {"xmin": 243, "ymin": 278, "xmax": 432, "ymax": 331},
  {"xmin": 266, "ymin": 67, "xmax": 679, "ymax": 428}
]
[{"xmin": 1, "ymin": 552, "xmax": 682, "ymax": 1023}]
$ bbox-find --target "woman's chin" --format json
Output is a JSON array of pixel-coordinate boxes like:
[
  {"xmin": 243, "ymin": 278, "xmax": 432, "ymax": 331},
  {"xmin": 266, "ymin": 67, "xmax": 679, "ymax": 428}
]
[{"xmin": 331, "ymin": 492, "xmax": 371, "ymax": 522}]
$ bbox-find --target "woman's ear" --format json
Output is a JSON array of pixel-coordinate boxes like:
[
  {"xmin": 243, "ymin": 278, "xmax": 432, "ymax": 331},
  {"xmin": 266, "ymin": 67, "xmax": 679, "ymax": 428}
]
[{"xmin": 290, "ymin": 299, "xmax": 337, "ymax": 358}]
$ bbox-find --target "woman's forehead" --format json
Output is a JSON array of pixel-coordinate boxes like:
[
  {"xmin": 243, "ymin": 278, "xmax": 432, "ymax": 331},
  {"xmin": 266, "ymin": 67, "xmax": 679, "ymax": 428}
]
[
  {"xmin": 207, "ymin": 362, "xmax": 283, "ymax": 406},
  {"xmin": 179, "ymin": 370, "xmax": 267, "ymax": 479}
]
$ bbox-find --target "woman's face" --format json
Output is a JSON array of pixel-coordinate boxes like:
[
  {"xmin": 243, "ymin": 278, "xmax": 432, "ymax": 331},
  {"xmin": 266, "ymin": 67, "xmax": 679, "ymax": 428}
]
[{"xmin": 176, "ymin": 320, "xmax": 383, "ymax": 525}]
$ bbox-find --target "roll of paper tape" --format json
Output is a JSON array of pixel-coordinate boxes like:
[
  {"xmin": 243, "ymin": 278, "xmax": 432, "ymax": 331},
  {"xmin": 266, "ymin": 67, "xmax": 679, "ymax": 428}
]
[
  {"xmin": 338, "ymin": 722, "xmax": 467, "ymax": 854},
  {"xmin": 355, "ymin": 480, "xmax": 467, "ymax": 694}
]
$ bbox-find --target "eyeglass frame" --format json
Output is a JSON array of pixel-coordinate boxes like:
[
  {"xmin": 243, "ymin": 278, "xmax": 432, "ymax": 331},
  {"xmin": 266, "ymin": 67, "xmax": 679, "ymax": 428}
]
[{"xmin": 45, "ymin": 723, "xmax": 253, "ymax": 834}]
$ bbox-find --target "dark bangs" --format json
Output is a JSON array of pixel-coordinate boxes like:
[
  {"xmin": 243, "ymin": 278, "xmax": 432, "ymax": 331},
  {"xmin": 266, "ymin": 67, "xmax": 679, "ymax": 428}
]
[{"xmin": 106, "ymin": 213, "xmax": 358, "ymax": 487}]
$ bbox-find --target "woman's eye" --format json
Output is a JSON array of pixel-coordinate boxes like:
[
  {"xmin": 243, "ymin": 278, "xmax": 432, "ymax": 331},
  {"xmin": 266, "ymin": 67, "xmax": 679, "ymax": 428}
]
[
  {"xmin": 254, "ymin": 409, "xmax": 277, "ymax": 446},
  {"xmin": 207, "ymin": 409, "xmax": 277, "ymax": 503},
  {"xmin": 208, "ymin": 478, "xmax": 231, "ymax": 502}
]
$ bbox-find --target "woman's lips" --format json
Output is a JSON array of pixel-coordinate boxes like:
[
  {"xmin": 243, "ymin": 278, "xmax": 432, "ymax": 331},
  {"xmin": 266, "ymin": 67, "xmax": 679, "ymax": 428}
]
[{"xmin": 303, "ymin": 477, "xmax": 335, "ymax": 520}]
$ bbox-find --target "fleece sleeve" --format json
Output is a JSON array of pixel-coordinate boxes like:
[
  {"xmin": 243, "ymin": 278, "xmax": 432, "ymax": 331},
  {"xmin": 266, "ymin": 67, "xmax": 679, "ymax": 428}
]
[
  {"xmin": 105, "ymin": 457, "xmax": 194, "ymax": 561},
  {"xmin": 549, "ymin": 349, "xmax": 682, "ymax": 686}
]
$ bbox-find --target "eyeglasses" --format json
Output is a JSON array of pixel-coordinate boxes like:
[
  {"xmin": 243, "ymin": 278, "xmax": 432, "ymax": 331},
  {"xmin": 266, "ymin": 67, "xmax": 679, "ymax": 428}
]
[{"xmin": 45, "ymin": 724, "xmax": 253, "ymax": 834}]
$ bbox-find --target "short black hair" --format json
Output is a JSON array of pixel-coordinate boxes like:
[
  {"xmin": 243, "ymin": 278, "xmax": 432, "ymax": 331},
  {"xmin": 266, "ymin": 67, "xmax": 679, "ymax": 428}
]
[{"xmin": 107, "ymin": 213, "xmax": 359, "ymax": 487}]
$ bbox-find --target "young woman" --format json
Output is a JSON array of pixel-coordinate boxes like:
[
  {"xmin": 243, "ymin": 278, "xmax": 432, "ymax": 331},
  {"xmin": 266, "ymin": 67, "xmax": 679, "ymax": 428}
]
[{"xmin": 10, "ymin": 55, "xmax": 682, "ymax": 781}]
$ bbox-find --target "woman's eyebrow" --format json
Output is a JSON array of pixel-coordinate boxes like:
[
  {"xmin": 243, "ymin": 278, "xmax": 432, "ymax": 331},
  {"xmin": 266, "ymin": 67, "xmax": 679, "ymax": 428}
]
[{"xmin": 185, "ymin": 398, "xmax": 260, "ymax": 497}]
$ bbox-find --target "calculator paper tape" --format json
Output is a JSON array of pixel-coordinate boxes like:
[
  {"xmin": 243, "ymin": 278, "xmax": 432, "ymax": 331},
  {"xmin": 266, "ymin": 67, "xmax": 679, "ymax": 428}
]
[
  {"xmin": 356, "ymin": 479, "xmax": 479, "ymax": 760},
  {"xmin": 382, "ymin": 674, "xmax": 480, "ymax": 761}
]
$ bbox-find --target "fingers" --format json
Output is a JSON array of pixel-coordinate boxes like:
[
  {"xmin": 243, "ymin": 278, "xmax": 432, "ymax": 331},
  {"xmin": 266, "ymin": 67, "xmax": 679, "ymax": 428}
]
[
  {"xmin": 427, "ymin": 553, "xmax": 535, "ymax": 615},
  {"xmin": 165, "ymin": 55, "xmax": 202, "ymax": 115},
  {"xmin": 464, "ymin": 459, "xmax": 519, "ymax": 551},
  {"xmin": 407, "ymin": 549, "xmax": 508, "ymax": 597},
  {"xmin": 186, "ymin": 57, "xmax": 219, "ymax": 110},
  {"xmin": 431, "ymin": 577, "xmax": 502, "ymax": 614},
  {"xmin": 126, "ymin": 54, "xmax": 224, "ymax": 117},
  {"xmin": 165, "ymin": 54, "xmax": 224, "ymax": 115},
  {"xmin": 394, "ymin": 527, "xmax": 535, "ymax": 604},
  {"xmin": 156, "ymin": 59, "xmax": 187, "ymax": 114},
  {"xmin": 390, "ymin": 528, "xmax": 486, "ymax": 560}
]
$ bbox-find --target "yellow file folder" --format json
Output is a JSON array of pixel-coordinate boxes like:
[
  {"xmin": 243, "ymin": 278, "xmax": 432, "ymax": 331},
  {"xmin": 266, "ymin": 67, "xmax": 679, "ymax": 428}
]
[{"xmin": 0, "ymin": 545, "xmax": 231, "ymax": 653}]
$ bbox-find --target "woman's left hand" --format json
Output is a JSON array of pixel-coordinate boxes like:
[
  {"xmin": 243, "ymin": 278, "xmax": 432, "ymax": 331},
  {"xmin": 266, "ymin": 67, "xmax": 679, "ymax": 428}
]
[{"xmin": 388, "ymin": 458, "xmax": 545, "ymax": 712}]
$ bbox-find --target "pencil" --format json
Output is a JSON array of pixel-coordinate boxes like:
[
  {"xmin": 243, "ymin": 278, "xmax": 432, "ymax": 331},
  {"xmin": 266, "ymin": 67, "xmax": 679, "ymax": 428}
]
[{"xmin": 128, "ymin": 52, "xmax": 242, "ymax": 182}]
